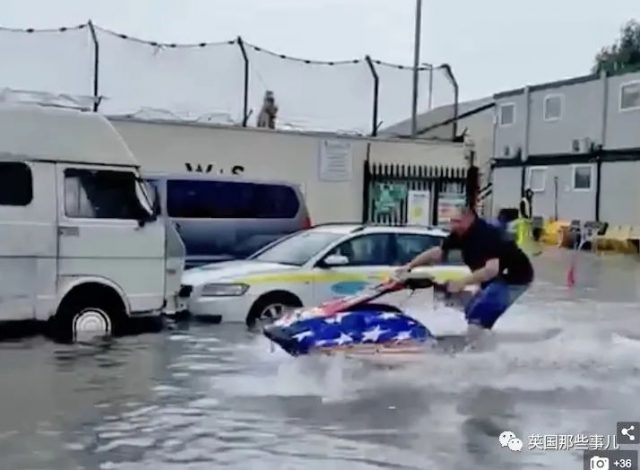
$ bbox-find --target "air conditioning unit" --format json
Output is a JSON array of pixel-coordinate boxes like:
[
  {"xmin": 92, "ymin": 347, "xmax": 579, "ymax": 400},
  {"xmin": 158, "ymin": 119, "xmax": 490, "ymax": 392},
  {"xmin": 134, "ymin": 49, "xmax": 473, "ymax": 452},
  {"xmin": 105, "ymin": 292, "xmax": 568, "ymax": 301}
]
[
  {"xmin": 571, "ymin": 139, "xmax": 581, "ymax": 153},
  {"xmin": 571, "ymin": 137, "xmax": 594, "ymax": 153}
]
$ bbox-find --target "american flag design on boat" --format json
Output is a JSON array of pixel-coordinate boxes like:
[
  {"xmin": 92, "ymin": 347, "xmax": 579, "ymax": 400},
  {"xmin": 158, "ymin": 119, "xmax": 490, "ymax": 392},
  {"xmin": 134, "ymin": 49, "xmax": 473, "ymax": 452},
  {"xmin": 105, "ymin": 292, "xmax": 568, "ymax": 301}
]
[
  {"xmin": 263, "ymin": 276, "xmax": 446, "ymax": 357},
  {"xmin": 264, "ymin": 308, "xmax": 433, "ymax": 356}
]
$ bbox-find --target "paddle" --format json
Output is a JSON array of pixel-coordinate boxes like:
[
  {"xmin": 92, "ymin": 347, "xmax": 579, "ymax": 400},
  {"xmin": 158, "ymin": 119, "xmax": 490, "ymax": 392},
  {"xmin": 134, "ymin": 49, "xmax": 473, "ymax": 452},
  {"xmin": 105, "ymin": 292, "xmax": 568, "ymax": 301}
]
[{"xmin": 317, "ymin": 275, "xmax": 447, "ymax": 317}]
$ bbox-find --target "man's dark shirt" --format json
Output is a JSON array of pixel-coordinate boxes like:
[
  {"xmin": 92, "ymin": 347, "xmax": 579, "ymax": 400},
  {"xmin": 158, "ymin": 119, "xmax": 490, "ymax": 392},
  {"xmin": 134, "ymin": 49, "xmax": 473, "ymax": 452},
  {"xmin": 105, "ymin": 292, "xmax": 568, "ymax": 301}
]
[{"xmin": 441, "ymin": 217, "xmax": 534, "ymax": 286}]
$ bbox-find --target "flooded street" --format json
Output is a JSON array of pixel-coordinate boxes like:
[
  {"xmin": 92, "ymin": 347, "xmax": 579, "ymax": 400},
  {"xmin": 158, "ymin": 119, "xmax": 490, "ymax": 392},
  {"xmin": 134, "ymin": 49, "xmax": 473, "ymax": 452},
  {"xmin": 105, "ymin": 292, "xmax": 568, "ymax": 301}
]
[{"xmin": 1, "ymin": 249, "xmax": 640, "ymax": 470}]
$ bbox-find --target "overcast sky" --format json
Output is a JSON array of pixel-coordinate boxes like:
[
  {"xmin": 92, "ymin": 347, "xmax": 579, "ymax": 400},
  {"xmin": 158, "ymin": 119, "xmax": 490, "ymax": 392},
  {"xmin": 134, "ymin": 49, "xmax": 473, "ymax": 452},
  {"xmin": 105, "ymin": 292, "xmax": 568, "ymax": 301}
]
[{"xmin": 3, "ymin": 0, "xmax": 639, "ymax": 104}]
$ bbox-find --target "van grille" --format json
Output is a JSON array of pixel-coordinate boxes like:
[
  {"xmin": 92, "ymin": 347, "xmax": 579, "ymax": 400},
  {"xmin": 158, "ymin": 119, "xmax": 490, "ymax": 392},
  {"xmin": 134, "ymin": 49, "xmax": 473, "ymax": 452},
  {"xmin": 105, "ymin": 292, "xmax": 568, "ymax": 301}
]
[{"xmin": 179, "ymin": 285, "xmax": 193, "ymax": 298}]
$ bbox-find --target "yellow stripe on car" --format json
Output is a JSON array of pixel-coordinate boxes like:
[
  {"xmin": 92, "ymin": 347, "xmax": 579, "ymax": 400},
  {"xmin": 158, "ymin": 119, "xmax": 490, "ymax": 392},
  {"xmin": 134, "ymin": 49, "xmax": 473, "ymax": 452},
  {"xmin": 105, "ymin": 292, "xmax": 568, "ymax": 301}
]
[{"xmin": 237, "ymin": 268, "xmax": 468, "ymax": 286}]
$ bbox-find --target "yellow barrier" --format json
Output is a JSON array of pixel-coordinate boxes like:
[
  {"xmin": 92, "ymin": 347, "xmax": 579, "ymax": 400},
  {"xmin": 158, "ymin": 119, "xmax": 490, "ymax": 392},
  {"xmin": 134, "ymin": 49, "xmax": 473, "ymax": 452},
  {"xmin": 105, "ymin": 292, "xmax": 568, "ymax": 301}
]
[
  {"xmin": 594, "ymin": 225, "xmax": 637, "ymax": 254},
  {"xmin": 541, "ymin": 220, "xmax": 569, "ymax": 246},
  {"xmin": 509, "ymin": 217, "xmax": 638, "ymax": 255}
]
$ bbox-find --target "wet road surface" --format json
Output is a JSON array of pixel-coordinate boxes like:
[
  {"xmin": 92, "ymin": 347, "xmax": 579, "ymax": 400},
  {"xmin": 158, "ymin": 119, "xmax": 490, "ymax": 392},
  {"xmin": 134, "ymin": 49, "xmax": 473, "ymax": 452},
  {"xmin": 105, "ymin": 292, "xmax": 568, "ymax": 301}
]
[{"xmin": 1, "ymin": 248, "xmax": 639, "ymax": 470}]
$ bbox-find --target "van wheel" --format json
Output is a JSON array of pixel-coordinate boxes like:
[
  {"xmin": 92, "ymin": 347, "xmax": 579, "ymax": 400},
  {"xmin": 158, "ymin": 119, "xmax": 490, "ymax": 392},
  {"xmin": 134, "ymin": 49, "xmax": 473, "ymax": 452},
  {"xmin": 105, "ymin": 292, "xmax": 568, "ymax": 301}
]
[
  {"xmin": 246, "ymin": 292, "xmax": 302, "ymax": 330},
  {"xmin": 53, "ymin": 287, "xmax": 126, "ymax": 342},
  {"xmin": 71, "ymin": 308, "xmax": 112, "ymax": 338}
]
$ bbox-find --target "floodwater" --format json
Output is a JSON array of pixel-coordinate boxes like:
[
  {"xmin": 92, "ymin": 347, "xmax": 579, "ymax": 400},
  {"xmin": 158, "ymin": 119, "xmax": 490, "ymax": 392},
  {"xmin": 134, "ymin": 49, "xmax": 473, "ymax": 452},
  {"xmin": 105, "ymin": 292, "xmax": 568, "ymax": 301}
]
[{"xmin": 1, "ymin": 248, "xmax": 639, "ymax": 470}]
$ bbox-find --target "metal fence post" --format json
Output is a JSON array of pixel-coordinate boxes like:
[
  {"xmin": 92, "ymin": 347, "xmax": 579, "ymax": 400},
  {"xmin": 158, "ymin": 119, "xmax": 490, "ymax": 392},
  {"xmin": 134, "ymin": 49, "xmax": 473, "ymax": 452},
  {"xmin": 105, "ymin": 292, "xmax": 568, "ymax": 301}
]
[
  {"xmin": 87, "ymin": 20, "xmax": 100, "ymax": 112},
  {"xmin": 440, "ymin": 64, "xmax": 459, "ymax": 141},
  {"xmin": 432, "ymin": 167, "xmax": 442, "ymax": 226},
  {"xmin": 362, "ymin": 145, "xmax": 372, "ymax": 222},
  {"xmin": 237, "ymin": 36, "xmax": 250, "ymax": 127},
  {"xmin": 364, "ymin": 56, "xmax": 379, "ymax": 137}
]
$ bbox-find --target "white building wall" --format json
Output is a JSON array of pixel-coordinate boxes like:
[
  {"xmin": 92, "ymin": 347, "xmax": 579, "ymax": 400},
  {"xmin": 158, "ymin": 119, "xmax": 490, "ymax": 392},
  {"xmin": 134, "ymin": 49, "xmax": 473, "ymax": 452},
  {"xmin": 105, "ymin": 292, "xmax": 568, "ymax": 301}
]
[{"xmin": 111, "ymin": 119, "xmax": 466, "ymax": 224}]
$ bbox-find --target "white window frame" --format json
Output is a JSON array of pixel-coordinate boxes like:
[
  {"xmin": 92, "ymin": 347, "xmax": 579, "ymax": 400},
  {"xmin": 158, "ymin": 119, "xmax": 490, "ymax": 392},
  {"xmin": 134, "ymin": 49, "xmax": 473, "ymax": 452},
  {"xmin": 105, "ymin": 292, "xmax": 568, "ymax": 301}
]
[
  {"xmin": 571, "ymin": 164, "xmax": 594, "ymax": 192},
  {"xmin": 543, "ymin": 93, "xmax": 564, "ymax": 121},
  {"xmin": 526, "ymin": 166, "xmax": 547, "ymax": 193},
  {"xmin": 498, "ymin": 102, "xmax": 516, "ymax": 127},
  {"xmin": 619, "ymin": 80, "xmax": 640, "ymax": 112}
]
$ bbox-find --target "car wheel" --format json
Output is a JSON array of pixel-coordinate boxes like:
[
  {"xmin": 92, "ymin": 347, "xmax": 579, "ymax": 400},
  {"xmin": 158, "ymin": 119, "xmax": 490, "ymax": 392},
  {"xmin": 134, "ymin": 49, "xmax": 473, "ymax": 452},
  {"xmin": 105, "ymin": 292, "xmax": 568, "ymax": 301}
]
[{"xmin": 246, "ymin": 292, "xmax": 303, "ymax": 330}]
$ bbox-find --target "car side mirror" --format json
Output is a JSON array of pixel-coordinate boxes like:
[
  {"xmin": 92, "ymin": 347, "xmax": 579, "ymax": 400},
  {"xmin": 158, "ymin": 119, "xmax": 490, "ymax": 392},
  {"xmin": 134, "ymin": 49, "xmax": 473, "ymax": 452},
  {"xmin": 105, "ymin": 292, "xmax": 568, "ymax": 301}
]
[{"xmin": 321, "ymin": 254, "xmax": 349, "ymax": 267}]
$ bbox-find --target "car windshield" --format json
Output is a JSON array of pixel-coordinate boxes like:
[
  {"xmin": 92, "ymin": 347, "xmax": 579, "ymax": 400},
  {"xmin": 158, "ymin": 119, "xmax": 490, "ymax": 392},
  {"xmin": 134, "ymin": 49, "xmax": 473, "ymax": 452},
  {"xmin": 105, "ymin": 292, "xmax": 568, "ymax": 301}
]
[{"xmin": 250, "ymin": 230, "xmax": 343, "ymax": 266}]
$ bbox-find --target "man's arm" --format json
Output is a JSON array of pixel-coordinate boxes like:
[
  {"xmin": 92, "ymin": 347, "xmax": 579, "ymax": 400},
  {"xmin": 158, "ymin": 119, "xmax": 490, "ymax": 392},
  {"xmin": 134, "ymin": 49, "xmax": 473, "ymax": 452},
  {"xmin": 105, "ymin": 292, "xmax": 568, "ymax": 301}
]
[{"xmin": 457, "ymin": 258, "xmax": 500, "ymax": 287}]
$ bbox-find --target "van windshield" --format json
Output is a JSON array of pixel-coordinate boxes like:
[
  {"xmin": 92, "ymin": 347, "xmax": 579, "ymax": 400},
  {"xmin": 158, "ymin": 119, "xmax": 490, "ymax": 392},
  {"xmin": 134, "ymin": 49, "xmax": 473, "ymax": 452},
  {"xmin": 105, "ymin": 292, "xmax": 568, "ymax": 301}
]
[{"xmin": 250, "ymin": 231, "xmax": 343, "ymax": 266}]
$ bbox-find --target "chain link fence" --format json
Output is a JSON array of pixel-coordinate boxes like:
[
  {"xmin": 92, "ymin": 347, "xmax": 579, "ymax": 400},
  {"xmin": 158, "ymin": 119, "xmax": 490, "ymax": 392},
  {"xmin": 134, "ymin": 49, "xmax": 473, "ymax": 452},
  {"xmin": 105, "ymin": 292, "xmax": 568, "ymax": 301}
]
[{"xmin": 0, "ymin": 22, "xmax": 456, "ymax": 135}]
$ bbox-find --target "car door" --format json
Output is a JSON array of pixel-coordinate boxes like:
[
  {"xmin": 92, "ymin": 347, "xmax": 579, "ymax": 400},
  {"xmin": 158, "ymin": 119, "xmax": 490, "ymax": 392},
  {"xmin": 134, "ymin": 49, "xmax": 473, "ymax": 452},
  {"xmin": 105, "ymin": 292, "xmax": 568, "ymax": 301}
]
[
  {"xmin": 57, "ymin": 164, "xmax": 166, "ymax": 313},
  {"xmin": 311, "ymin": 232, "xmax": 396, "ymax": 304}
]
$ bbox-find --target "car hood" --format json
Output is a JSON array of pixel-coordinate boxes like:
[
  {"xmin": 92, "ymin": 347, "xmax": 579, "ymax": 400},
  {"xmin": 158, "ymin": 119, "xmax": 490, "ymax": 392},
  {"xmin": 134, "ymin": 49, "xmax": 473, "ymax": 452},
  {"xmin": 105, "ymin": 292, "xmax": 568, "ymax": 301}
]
[{"xmin": 181, "ymin": 260, "xmax": 300, "ymax": 286}]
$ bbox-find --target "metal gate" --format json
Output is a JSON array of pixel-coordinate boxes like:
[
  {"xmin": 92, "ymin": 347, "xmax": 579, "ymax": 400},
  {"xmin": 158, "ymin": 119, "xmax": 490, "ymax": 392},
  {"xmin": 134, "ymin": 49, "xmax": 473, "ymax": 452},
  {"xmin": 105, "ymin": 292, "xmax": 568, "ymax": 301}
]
[{"xmin": 362, "ymin": 160, "xmax": 468, "ymax": 226}]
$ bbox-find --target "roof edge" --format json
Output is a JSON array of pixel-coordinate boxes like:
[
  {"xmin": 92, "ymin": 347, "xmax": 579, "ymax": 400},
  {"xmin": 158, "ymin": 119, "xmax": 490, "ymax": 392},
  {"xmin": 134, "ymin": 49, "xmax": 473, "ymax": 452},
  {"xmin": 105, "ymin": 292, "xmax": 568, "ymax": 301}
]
[{"xmin": 494, "ymin": 73, "xmax": 601, "ymax": 99}]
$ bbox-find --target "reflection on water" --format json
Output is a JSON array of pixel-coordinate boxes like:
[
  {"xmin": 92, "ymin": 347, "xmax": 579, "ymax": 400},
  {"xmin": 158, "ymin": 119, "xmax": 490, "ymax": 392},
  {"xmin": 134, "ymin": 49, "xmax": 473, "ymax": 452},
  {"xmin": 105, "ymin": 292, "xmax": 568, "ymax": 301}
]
[{"xmin": 0, "ymin": 249, "xmax": 639, "ymax": 470}]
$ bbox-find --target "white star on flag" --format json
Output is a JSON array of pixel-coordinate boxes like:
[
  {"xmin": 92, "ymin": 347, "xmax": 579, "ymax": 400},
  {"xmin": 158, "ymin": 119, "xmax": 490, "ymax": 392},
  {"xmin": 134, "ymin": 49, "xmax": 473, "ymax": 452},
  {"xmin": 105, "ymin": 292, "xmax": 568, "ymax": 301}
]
[
  {"xmin": 334, "ymin": 333, "xmax": 353, "ymax": 345},
  {"xmin": 379, "ymin": 312, "xmax": 397, "ymax": 320},
  {"xmin": 324, "ymin": 312, "xmax": 351, "ymax": 324},
  {"xmin": 393, "ymin": 331, "xmax": 413, "ymax": 342},
  {"xmin": 362, "ymin": 325, "xmax": 387, "ymax": 342},
  {"xmin": 293, "ymin": 330, "xmax": 314, "ymax": 342}
]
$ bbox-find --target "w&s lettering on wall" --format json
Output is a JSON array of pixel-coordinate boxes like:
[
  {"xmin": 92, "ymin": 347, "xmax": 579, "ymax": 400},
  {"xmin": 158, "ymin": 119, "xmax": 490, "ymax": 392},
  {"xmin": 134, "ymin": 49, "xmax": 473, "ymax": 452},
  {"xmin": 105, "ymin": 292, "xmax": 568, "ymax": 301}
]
[{"xmin": 185, "ymin": 163, "xmax": 245, "ymax": 175}]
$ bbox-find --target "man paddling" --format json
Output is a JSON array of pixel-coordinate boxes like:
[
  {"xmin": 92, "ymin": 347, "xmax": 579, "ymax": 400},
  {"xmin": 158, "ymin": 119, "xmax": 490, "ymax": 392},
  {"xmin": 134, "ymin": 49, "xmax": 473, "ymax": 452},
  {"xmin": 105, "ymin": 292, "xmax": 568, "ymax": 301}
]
[{"xmin": 396, "ymin": 206, "xmax": 534, "ymax": 335}]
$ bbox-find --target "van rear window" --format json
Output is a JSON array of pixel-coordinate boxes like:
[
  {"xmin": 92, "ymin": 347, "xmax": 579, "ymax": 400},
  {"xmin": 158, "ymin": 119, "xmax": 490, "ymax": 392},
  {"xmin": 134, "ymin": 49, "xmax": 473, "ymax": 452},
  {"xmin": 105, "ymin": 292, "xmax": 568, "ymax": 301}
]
[
  {"xmin": 167, "ymin": 179, "xmax": 300, "ymax": 219},
  {"xmin": 0, "ymin": 162, "xmax": 33, "ymax": 206}
]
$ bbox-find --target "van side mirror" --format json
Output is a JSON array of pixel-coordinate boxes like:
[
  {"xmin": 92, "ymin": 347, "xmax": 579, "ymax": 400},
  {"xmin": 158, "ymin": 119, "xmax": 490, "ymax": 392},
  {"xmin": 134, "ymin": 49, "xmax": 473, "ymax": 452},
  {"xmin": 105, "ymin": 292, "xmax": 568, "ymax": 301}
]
[
  {"xmin": 150, "ymin": 185, "xmax": 161, "ymax": 216},
  {"xmin": 137, "ymin": 210, "xmax": 158, "ymax": 227},
  {"xmin": 320, "ymin": 254, "xmax": 349, "ymax": 268},
  {"xmin": 134, "ymin": 178, "xmax": 158, "ymax": 228}
]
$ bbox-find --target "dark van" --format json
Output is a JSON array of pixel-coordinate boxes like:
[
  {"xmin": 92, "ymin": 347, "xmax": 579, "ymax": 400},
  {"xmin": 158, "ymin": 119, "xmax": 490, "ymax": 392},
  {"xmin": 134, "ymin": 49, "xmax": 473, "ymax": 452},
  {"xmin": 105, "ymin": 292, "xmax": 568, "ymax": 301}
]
[{"xmin": 145, "ymin": 173, "xmax": 311, "ymax": 269}]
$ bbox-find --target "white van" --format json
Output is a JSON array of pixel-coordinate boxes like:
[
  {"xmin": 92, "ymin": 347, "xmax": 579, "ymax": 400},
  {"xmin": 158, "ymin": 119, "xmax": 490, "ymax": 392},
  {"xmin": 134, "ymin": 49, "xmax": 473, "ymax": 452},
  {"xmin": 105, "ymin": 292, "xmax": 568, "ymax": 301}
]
[{"xmin": 0, "ymin": 104, "xmax": 185, "ymax": 341}]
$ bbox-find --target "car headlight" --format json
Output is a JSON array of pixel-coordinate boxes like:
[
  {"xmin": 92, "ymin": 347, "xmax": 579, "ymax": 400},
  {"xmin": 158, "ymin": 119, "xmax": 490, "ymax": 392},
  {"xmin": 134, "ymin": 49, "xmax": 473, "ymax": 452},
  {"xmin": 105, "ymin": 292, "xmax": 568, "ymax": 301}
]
[{"xmin": 200, "ymin": 283, "xmax": 249, "ymax": 297}]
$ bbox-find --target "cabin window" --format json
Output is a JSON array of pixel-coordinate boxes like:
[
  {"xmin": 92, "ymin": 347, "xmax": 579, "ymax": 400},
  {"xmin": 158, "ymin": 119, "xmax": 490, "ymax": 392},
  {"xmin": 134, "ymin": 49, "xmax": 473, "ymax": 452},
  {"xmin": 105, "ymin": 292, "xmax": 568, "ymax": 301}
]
[
  {"xmin": 543, "ymin": 94, "xmax": 563, "ymax": 121},
  {"xmin": 498, "ymin": 103, "xmax": 516, "ymax": 126},
  {"xmin": 620, "ymin": 81, "xmax": 640, "ymax": 111},
  {"xmin": 64, "ymin": 169, "xmax": 143, "ymax": 219},
  {"xmin": 527, "ymin": 167, "xmax": 547, "ymax": 192},
  {"xmin": 0, "ymin": 162, "xmax": 33, "ymax": 206},
  {"xmin": 571, "ymin": 164, "xmax": 594, "ymax": 191}
]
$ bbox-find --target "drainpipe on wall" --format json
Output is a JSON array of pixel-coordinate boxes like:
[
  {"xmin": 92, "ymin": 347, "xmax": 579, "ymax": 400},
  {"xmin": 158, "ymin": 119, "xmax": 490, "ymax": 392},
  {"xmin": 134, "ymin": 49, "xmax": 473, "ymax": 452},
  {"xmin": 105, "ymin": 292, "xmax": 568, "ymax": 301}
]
[
  {"xmin": 488, "ymin": 103, "xmax": 498, "ymax": 216},
  {"xmin": 520, "ymin": 86, "xmax": 531, "ymax": 198},
  {"xmin": 595, "ymin": 70, "xmax": 608, "ymax": 222}
]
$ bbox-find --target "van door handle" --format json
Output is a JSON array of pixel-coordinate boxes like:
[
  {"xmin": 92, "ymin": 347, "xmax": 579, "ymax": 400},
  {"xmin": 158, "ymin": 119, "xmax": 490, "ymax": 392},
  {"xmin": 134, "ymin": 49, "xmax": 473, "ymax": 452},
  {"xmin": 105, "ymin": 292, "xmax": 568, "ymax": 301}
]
[
  {"xmin": 58, "ymin": 226, "xmax": 79, "ymax": 236},
  {"xmin": 175, "ymin": 222, "xmax": 181, "ymax": 231}
]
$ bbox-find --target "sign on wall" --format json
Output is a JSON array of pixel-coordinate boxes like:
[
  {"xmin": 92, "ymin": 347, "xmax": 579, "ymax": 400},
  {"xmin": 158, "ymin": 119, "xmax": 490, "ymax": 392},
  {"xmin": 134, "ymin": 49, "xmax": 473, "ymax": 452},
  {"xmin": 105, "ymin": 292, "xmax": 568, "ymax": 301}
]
[
  {"xmin": 407, "ymin": 190, "xmax": 431, "ymax": 226},
  {"xmin": 437, "ymin": 193, "xmax": 466, "ymax": 226},
  {"xmin": 318, "ymin": 139, "xmax": 353, "ymax": 182},
  {"xmin": 372, "ymin": 182, "xmax": 407, "ymax": 218}
]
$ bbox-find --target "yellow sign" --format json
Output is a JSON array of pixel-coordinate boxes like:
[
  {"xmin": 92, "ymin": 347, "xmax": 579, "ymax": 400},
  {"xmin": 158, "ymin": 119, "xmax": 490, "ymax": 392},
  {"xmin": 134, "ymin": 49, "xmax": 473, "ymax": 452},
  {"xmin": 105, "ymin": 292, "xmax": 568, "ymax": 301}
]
[{"xmin": 407, "ymin": 190, "xmax": 431, "ymax": 225}]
